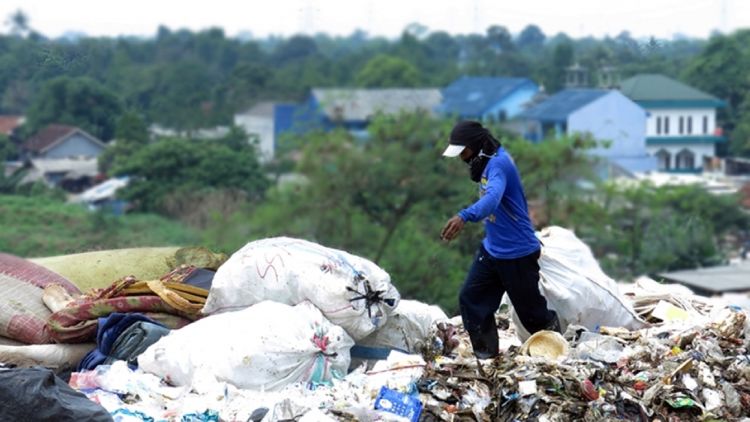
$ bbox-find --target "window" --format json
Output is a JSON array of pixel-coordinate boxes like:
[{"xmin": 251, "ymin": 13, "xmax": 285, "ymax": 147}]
[
  {"xmin": 676, "ymin": 149, "xmax": 695, "ymax": 170},
  {"xmin": 656, "ymin": 117, "xmax": 662, "ymax": 135},
  {"xmin": 678, "ymin": 117, "xmax": 684, "ymax": 134},
  {"xmin": 664, "ymin": 116, "xmax": 670, "ymax": 135},
  {"xmin": 703, "ymin": 115, "xmax": 709, "ymax": 134},
  {"xmin": 655, "ymin": 149, "xmax": 671, "ymax": 171},
  {"xmin": 687, "ymin": 116, "xmax": 693, "ymax": 134}
]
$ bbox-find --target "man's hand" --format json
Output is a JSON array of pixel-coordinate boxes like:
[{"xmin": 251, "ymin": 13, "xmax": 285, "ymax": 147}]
[{"xmin": 441, "ymin": 215, "xmax": 465, "ymax": 242}]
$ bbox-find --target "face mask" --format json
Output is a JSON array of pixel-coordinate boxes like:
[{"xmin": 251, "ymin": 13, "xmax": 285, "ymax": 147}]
[{"xmin": 467, "ymin": 153, "xmax": 492, "ymax": 183}]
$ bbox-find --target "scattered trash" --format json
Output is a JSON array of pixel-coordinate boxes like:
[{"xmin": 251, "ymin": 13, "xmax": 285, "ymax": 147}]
[
  {"xmin": 651, "ymin": 299, "xmax": 691, "ymax": 321},
  {"xmin": 374, "ymin": 386, "xmax": 422, "ymax": 422},
  {"xmin": 4, "ymin": 231, "xmax": 749, "ymax": 421},
  {"xmin": 519, "ymin": 330, "xmax": 569, "ymax": 359},
  {"xmin": 517, "ymin": 380, "xmax": 537, "ymax": 396}
]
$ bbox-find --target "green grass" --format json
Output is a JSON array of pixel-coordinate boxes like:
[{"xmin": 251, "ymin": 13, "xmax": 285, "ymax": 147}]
[{"xmin": 0, "ymin": 194, "xmax": 202, "ymax": 258}]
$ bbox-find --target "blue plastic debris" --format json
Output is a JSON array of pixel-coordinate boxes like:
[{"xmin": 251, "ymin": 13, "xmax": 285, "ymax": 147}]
[{"xmin": 374, "ymin": 386, "xmax": 422, "ymax": 422}]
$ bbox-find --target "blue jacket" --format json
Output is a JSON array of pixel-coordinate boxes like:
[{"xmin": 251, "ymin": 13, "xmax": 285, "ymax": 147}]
[{"xmin": 458, "ymin": 147, "xmax": 539, "ymax": 259}]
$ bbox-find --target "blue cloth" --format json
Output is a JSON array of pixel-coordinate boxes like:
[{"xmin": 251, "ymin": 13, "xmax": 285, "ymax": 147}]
[
  {"xmin": 458, "ymin": 147, "xmax": 539, "ymax": 259},
  {"xmin": 78, "ymin": 313, "xmax": 165, "ymax": 372}
]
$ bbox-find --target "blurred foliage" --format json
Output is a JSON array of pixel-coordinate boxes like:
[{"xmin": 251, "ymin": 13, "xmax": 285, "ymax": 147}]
[
  {"xmin": 110, "ymin": 128, "xmax": 269, "ymax": 213},
  {"xmin": 0, "ymin": 194, "xmax": 200, "ymax": 257},
  {"xmin": 355, "ymin": 54, "xmax": 421, "ymax": 88},
  {"xmin": 0, "ymin": 21, "xmax": 724, "ymax": 136},
  {"xmin": 26, "ymin": 76, "xmax": 123, "ymax": 140}
]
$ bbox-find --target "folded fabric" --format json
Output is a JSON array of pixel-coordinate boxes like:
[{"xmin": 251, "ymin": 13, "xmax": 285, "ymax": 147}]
[
  {"xmin": 47, "ymin": 296, "xmax": 192, "ymax": 344},
  {"xmin": 78, "ymin": 313, "xmax": 168, "ymax": 371},
  {"xmin": 104, "ymin": 320, "xmax": 169, "ymax": 367},
  {"xmin": 47, "ymin": 275, "xmax": 207, "ymax": 343}
]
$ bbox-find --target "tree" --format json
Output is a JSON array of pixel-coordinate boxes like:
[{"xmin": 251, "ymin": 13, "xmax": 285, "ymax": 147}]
[
  {"xmin": 114, "ymin": 111, "xmax": 149, "ymax": 144},
  {"xmin": 222, "ymin": 62, "xmax": 272, "ymax": 111},
  {"xmin": 502, "ymin": 134, "xmax": 599, "ymax": 224},
  {"xmin": 272, "ymin": 35, "xmax": 318, "ymax": 65},
  {"xmin": 26, "ymin": 76, "xmax": 123, "ymax": 140},
  {"xmin": 0, "ymin": 134, "xmax": 15, "ymax": 161},
  {"xmin": 6, "ymin": 10, "xmax": 30, "ymax": 37},
  {"xmin": 355, "ymin": 55, "xmax": 420, "ymax": 88},
  {"xmin": 683, "ymin": 31, "xmax": 750, "ymax": 155},
  {"xmin": 486, "ymin": 25, "xmax": 514, "ymax": 53},
  {"xmin": 98, "ymin": 111, "xmax": 149, "ymax": 174},
  {"xmin": 516, "ymin": 24, "xmax": 546, "ymax": 50},
  {"xmin": 112, "ymin": 136, "xmax": 269, "ymax": 213},
  {"xmin": 544, "ymin": 41, "xmax": 574, "ymax": 92},
  {"xmin": 731, "ymin": 96, "xmax": 750, "ymax": 156}
]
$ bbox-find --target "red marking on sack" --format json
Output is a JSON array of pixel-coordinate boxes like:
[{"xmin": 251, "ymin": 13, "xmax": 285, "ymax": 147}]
[{"xmin": 255, "ymin": 253, "xmax": 285, "ymax": 282}]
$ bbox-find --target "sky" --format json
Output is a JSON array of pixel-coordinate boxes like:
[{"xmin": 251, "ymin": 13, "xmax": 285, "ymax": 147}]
[{"xmin": 1, "ymin": 0, "xmax": 748, "ymax": 40}]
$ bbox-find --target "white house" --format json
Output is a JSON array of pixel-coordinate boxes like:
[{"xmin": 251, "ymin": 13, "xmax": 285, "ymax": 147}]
[
  {"xmin": 619, "ymin": 74, "xmax": 726, "ymax": 172},
  {"xmin": 233, "ymin": 102, "xmax": 278, "ymax": 164}
]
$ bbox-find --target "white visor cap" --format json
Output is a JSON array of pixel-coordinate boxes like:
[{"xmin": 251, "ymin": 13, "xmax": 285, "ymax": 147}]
[{"xmin": 442, "ymin": 144, "xmax": 466, "ymax": 158}]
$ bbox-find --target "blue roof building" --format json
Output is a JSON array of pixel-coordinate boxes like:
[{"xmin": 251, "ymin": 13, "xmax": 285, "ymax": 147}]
[
  {"xmin": 519, "ymin": 88, "xmax": 657, "ymax": 176},
  {"xmin": 438, "ymin": 76, "xmax": 539, "ymax": 121}
]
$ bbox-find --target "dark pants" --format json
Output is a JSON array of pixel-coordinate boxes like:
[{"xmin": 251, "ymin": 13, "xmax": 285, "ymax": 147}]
[{"xmin": 459, "ymin": 244, "xmax": 557, "ymax": 358}]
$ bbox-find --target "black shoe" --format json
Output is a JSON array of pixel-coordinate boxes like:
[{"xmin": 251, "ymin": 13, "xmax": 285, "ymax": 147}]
[{"xmin": 469, "ymin": 329, "xmax": 499, "ymax": 359}]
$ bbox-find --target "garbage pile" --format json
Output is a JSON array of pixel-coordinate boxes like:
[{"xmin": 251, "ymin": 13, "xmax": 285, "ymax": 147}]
[{"xmin": 0, "ymin": 229, "xmax": 748, "ymax": 421}]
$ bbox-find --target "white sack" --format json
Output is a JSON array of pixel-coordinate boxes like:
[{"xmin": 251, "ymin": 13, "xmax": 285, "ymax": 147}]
[
  {"xmin": 138, "ymin": 301, "xmax": 354, "ymax": 391},
  {"xmin": 357, "ymin": 300, "xmax": 448, "ymax": 353},
  {"xmin": 202, "ymin": 237, "xmax": 400, "ymax": 340},
  {"xmin": 0, "ymin": 343, "xmax": 94, "ymax": 369},
  {"xmin": 510, "ymin": 226, "xmax": 647, "ymax": 341}
]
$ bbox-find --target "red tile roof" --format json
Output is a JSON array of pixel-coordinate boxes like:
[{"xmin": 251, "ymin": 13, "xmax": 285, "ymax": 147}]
[
  {"xmin": 22, "ymin": 124, "xmax": 79, "ymax": 153},
  {"xmin": 0, "ymin": 115, "xmax": 23, "ymax": 135}
]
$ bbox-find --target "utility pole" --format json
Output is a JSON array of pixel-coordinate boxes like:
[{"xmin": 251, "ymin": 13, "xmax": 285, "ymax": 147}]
[
  {"xmin": 720, "ymin": 0, "xmax": 729, "ymax": 34},
  {"xmin": 473, "ymin": 0, "xmax": 481, "ymax": 34}
]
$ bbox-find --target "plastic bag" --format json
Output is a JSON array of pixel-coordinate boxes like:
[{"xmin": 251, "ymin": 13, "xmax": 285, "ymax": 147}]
[
  {"xmin": 139, "ymin": 301, "xmax": 355, "ymax": 391},
  {"xmin": 357, "ymin": 300, "xmax": 448, "ymax": 353},
  {"xmin": 509, "ymin": 227, "xmax": 646, "ymax": 341},
  {"xmin": 202, "ymin": 237, "xmax": 400, "ymax": 340}
]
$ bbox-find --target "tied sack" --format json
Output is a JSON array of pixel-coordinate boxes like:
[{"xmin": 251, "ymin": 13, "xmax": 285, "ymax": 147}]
[
  {"xmin": 138, "ymin": 301, "xmax": 354, "ymax": 391},
  {"xmin": 509, "ymin": 226, "xmax": 647, "ymax": 341},
  {"xmin": 202, "ymin": 237, "xmax": 400, "ymax": 340}
]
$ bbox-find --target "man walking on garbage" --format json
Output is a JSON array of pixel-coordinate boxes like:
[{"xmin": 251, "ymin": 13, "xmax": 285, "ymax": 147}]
[{"xmin": 440, "ymin": 120, "xmax": 561, "ymax": 359}]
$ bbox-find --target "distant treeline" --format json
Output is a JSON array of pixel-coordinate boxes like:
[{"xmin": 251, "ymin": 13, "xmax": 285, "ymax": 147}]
[{"xmin": 4, "ymin": 14, "xmax": 750, "ymax": 155}]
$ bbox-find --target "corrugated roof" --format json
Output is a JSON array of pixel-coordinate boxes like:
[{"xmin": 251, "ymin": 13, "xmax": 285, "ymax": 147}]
[
  {"xmin": 23, "ymin": 124, "xmax": 78, "ymax": 152},
  {"xmin": 311, "ymin": 88, "xmax": 443, "ymax": 121},
  {"xmin": 519, "ymin": 89, "xmax": 609, "ymax": 123},
  {"xmin": 241, "ymin": 102, "xmax": 277, "ymax": 118},
  {"xmin": 440, "ymin": 76, "xmax": 535, "ymax": 117},
  {"xmin": 658, "ymin": 262, "xmax": 750, "ymax": 294},
  {"xmin": 619, "ymin": 74, "xmax": 720, "ymax": 102}
]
